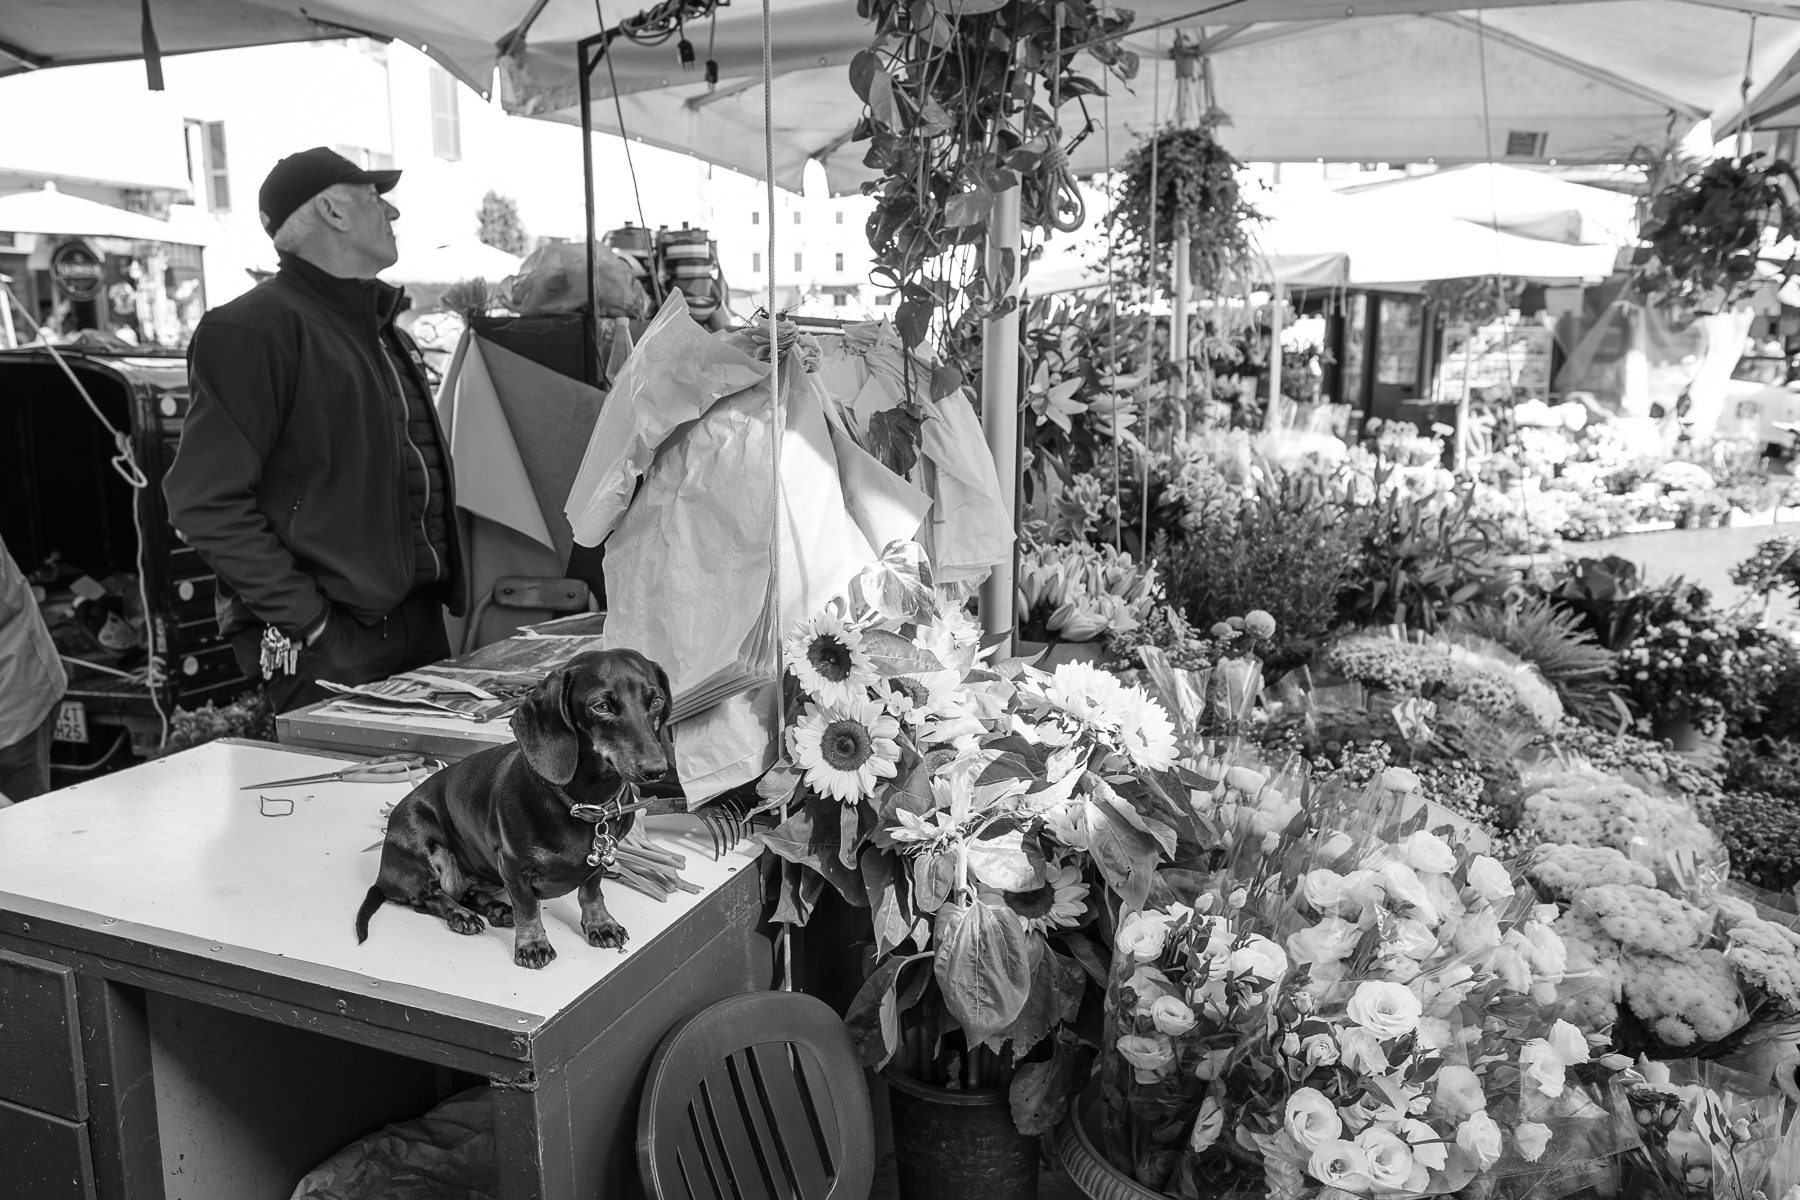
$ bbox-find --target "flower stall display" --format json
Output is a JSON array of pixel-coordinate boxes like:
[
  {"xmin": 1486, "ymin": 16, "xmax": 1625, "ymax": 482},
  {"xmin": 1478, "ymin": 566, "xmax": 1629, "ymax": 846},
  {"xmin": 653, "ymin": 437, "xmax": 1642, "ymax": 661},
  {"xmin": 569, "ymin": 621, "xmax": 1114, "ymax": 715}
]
[
  {"xmin": 1615, "ymin": 582, "xmax": 1787, "ymax": 739},
  {"xmin": 1017, "ymin": 539, "xmax": 1161, "ymax": 645},
  {"xmin": 760, "ymin": 540, "xmax": 1193, "ymax": 1134},
  {"xmin": 1322, "ymin": 631, "xmax": 1565, "ymax": 736}
]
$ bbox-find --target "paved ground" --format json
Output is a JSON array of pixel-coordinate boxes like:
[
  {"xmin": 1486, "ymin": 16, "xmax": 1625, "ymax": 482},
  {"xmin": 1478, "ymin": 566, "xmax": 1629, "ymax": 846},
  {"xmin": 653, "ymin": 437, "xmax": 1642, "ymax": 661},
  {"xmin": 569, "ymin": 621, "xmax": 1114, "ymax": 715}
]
[{"xmin": 1557, "ymin": 524, "xmax": 1800, "ymax": 626}]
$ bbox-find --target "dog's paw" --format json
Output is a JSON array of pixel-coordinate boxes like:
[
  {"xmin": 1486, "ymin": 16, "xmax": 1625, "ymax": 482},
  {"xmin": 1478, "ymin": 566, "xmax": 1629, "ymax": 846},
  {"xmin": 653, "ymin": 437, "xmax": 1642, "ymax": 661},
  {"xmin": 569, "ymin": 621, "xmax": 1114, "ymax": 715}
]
[
  {"xmin": 583, "ymin": 918, "xmax": 629, "ymax": 951},
  {"xmin": 477, "ymin": 898, "xmax": 515, "ymax": 927},
  {"xmin": 514, "ymin": 935, "xmax": 557, "ymax": 969},
  {"xmin": 445, "ymin": 910, "xmax": 486, "ymax": 936}
]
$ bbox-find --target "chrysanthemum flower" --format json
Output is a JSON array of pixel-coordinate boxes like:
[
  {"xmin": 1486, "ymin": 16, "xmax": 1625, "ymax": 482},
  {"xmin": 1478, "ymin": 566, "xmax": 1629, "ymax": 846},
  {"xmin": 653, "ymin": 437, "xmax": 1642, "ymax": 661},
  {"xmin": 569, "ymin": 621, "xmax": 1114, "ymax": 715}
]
[
  {"xmin": 785, "ymin": 611, "xmax": 877, "ymax": 706},
  {"xmin": 1117, "ymin": 687, "xmax": 1179, "ymax": 772},
  {"xmin": 788, "ymin": 699, "xmax": 901, "ymax": 804},
  {"xmin": 1043, "ymin": 661, "xmax": 1131, "ymax": 732}
]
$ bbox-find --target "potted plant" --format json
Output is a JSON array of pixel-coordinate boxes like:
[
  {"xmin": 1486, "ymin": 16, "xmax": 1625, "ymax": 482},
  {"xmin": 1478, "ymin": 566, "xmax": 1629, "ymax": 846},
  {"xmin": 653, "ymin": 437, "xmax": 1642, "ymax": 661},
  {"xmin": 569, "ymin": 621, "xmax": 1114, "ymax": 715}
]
[
  {"xmin": 760, "ymin": 541, "xmax": 1197, "ymax": 1199},
  {"xmin": 1615, "ymin": 581, "xmax": 1785, "ymax": 748}
]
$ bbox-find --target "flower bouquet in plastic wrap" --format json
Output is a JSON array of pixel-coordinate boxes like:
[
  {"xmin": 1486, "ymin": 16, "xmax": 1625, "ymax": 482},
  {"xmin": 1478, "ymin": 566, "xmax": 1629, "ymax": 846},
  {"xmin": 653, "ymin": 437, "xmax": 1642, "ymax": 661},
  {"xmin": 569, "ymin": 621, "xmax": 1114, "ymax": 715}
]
[
  {"xmin": 1128, "ymin": 610, "xmax": 1278, "ymax": 739},
  {"xmin": 1096, "ymin": 767, "xmax": 1640, "ymax": 1199},
  {"xmin": 758, "ymin": 539, "xmax": 1201, "ymax": 1134}
]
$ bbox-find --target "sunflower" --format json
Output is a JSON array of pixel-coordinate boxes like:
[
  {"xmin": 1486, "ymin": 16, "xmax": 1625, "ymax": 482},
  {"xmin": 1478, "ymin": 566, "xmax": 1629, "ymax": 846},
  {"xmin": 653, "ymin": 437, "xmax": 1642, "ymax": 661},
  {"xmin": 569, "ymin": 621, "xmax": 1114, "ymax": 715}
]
[
  {"xmin": 788, "ymin": 699, "xmax": 901, "ymax": 804},
  {"xmin": 1116, "ymin": 687, "xmax": 1178, "ymax": 772},
  {"xmin": 1042, "ymin": 661, "xmax": 1132, "ymax": 732},
  {"xmin": 785, "ymin": 611, "xmax": 878, "ymax": 706},
  {"xmin": 1004, "ymin": 859, "xmax": 1090, "ymax": 932}
]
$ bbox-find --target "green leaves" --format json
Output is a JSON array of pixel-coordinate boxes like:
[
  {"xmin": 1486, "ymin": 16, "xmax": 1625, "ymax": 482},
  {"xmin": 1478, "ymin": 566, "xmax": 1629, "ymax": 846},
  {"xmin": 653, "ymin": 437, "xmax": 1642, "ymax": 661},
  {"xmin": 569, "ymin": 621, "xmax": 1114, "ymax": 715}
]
[
  {"xmin": 844, "ymin": 951, "xmax": 932, "ymax": 1068},
  {"xmin": 1084, "ymin": 794, "xmax": 1160, "ymax": 912},
  {"xmin": 862, "ymin": 628, "xmax": 945, "ymax": 677},
  {"xmin": 933, "ymin": 899, "xmax": 1032, "ymax": 1045},
  {"xmin": 764, "ymin": 793, "xmax": 870, "ymax": 907}
]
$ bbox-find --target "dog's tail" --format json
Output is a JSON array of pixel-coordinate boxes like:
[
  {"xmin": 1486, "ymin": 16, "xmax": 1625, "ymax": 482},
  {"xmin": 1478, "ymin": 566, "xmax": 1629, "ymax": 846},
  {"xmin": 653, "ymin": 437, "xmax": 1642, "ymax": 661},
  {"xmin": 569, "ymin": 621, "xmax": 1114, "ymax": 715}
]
[{"xmin": 355, "ymin": 885, "xmax": 386, "ymax": 944}]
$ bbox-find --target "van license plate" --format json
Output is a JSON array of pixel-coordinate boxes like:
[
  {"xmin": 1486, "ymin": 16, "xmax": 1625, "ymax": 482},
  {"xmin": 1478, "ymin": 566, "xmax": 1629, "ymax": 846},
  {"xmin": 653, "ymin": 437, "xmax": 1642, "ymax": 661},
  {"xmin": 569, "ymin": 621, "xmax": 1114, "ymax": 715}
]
[{"xmin": 52, "ymin": 701, "xmax": 89, "ymax": 744}]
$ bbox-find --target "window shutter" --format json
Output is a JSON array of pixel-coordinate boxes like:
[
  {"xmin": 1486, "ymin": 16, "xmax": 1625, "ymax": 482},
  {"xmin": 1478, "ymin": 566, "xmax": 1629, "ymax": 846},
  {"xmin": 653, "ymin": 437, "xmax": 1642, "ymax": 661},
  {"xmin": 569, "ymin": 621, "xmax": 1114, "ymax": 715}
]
[
  {"xmin": 431, "ymin": 68, "xmax": 462, "ymax": 161},
  {"xmin": 204, "ymin": 121, "xmax": 231, "ymax": 212}
]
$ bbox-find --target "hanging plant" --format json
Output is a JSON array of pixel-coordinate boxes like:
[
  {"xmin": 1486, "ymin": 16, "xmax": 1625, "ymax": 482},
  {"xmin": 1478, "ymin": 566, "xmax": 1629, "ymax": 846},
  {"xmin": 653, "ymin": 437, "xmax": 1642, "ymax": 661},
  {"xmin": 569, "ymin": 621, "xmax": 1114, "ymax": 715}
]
[
  {"xmin": 1636, "ymin": 152, "xmax": 1800, "ymax": 311},
  {"xmin": 1111, "ymin": 115, "xmax": 1260, "ymax": 296},
  {"xmin": 850, "ymin": 0, "xmax": 1138, "ymax": 380}
]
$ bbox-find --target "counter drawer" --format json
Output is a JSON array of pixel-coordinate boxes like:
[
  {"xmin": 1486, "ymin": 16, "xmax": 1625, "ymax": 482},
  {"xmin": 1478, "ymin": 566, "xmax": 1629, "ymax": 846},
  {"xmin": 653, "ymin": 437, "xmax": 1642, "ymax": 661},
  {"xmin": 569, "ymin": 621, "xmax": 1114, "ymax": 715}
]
[
  {"xmin": 0, "ymin": 949, "xmax": 86, "ymax": 1121},
  {"xmin": 0, "ymin": 1096, "xmax": 95, "ymax": 1199}
]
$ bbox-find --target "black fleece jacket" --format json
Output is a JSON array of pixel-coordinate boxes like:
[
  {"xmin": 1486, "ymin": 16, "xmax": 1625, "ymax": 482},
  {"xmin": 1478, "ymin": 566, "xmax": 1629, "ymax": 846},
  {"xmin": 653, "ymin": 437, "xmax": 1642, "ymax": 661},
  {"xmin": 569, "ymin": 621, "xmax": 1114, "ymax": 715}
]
[{"xmin": 165, "ymin": 252, "xmax": 464, "ymax": 638}]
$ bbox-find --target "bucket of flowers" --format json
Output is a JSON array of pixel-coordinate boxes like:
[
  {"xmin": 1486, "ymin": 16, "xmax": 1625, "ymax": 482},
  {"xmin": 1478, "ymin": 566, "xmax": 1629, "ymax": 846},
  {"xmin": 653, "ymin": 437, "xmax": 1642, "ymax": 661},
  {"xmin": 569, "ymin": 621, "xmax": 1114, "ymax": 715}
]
[
  {"xmin": 757, "ymin": 540, "xmax": 1196, "ymax": 1187},
  {"xmin": 1066, "ymin": 768, "xmax": 1645, "ymax": 1200}
]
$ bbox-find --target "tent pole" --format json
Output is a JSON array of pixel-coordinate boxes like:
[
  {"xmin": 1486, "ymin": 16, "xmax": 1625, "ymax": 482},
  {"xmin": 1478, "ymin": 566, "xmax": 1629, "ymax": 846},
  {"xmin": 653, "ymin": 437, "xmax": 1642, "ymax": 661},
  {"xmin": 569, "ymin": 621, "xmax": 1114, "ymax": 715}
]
[
  {"xmin": 1171, "ymin": 33, "xmax": 1199, "ymax": 432},
  {"xmin": 578, "ymin": 34, "xmax": 601, "ymax": 387},
  {"xmin": 978, "ymin": 184, "xmax": 1023, "ymax": 650}
]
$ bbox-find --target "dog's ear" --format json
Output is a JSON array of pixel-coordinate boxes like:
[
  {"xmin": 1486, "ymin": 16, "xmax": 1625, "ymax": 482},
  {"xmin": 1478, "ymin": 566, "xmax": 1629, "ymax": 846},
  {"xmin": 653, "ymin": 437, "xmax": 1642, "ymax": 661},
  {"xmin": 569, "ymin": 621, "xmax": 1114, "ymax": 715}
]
[
  {"xmin": 653, "ymin": 662, "xmax": 673, "ymax": 733},
  {"xmin": 512, "ymin": 669, "xmax": 580, "ymax": 786}
]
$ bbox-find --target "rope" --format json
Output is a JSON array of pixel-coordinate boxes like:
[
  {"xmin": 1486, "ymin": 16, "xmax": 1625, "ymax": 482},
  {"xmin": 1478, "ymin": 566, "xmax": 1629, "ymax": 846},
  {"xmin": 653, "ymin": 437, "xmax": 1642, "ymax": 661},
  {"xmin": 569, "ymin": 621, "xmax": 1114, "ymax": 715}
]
[
  {"xmin": 762, "ymin": 0, "xmax": 785, "ymax": 702},
  {"xmin": 1142, "ymin": 38, "xmax": 1160, "ymax": 553},
  {"xmin": 1742, "ymin": 14, "xmax": 1760, "ymax": 159},
  {"xmin": 1101, "ymin": 3, "xmax": 1121, "ymax": 549},
  {"xmin": 594, "ymin": 0, "xmax": 650, "ymax": 228}
]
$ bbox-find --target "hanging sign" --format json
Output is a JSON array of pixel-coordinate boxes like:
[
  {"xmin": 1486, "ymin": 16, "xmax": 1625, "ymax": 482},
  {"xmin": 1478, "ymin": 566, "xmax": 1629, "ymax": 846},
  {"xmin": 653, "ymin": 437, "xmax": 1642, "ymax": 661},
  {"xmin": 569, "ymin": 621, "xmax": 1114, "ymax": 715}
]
[{"xmin": 50, "ymin": 242, "xmax": 104, "ymax": 302}]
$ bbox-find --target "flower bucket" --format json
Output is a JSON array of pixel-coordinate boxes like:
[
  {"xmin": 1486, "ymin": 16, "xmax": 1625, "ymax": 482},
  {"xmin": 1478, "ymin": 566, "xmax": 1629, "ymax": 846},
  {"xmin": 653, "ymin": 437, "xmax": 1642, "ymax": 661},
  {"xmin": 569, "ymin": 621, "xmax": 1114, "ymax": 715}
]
[
  {"xmin": 1055, "ymin": 1085, "xmax": 1262, "ymax": 1200},
  {"xmin": 884, "ymin": 1069, "xmax": 1037, "ymax": 1200},
  {"xmin": 1652, "ymin": 716, "xmax": 1703, "ymax": 753}
]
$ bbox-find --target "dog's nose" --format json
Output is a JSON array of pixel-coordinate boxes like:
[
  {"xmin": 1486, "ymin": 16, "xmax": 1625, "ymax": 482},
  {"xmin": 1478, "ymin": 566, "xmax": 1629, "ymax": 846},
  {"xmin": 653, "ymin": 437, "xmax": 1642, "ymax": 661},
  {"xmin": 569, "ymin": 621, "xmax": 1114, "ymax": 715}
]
[{"xmin": 643, "ymin": 763, "xmax": 669, "ymax": 781}]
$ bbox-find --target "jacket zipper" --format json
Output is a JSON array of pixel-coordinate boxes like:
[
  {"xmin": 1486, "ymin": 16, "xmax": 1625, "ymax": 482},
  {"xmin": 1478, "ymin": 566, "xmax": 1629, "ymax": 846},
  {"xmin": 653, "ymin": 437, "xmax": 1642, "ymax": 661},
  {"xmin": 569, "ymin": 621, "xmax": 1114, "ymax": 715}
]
[{"xmin": 379, "ymin": 338, "xmax": 443, "ymax": 585}]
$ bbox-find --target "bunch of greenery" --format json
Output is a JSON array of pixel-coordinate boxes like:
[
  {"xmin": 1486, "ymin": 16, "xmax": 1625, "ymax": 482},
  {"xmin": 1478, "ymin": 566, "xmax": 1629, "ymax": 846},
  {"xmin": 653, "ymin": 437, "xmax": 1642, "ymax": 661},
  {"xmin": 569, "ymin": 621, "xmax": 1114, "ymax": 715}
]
[
  {"xmin": 1335, "ymin": 465, "xmax": 1508, "ymax": 633},
  {"xmin": 1111, "ymin": 116, "xmax": 1261, "ymax": 296},
  {"xmin": 1154, "ymin": 469, "xmax": 1359, "ymax": 671},
  {"xmin": 1613, "ymin": 581, "xmax": 1788, "ymax": 735},
  {"xmin": 1710, "ymin": 785, "xmax": 1800, "ymax": 894},
  {"xmin": 166, "ymin": 690, "xmax": 275, "ymax": 752},
  {"xmin": 1452, "ymin": 596, "xmax": 1619, "ymax": 729}
]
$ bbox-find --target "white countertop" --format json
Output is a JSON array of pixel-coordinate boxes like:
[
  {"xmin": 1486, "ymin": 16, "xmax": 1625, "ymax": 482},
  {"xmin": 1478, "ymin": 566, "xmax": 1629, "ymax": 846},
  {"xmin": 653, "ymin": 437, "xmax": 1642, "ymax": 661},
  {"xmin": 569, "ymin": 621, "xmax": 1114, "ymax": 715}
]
[{"xmin": 0, "ymin": 740, "xmax": 759, "ymax": 1022}]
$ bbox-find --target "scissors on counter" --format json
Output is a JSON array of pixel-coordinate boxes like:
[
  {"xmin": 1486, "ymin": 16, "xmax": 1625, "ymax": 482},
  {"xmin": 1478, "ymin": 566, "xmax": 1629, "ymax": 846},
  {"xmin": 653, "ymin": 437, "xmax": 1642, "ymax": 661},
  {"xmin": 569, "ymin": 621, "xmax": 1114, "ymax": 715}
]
[{"xmin": 242, "ymin": 752, "xmax": 445, "ymax": 790}]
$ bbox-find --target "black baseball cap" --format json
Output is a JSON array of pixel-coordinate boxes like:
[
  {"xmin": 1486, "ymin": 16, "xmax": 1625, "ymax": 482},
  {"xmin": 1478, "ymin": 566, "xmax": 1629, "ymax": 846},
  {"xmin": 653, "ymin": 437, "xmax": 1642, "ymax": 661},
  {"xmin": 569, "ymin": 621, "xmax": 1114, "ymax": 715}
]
[{"xmin": 258, "ymin": 147, "xmax": 402, "ymax": 237}]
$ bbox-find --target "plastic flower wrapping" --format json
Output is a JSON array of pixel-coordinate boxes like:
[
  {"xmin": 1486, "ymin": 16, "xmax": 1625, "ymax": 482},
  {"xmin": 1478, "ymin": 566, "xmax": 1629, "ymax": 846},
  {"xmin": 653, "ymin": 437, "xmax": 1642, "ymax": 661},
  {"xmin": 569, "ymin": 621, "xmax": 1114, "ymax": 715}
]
[
  {"xmin": 759, "ymin": 540, "xmax": 1196, "ymax": 1134},
  {"xmin": 1098, "ymin": 765, "xmax": 1646, "ymax": 1200}
]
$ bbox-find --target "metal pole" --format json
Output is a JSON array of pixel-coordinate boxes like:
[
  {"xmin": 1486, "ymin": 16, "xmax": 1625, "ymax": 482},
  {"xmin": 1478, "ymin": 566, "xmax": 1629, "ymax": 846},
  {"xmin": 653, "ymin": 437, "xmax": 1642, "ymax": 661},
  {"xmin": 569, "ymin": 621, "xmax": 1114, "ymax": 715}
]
[
  {"xmin": 978, "ymin": 184, "xmax": 1022, "ymax": 648},
  {"xmin": 1267, "ymin": 281, "xmax": 1284, "ymax": 428},
  {"xmin": 1170, "ymin": 34, "xmax": 1199, "ymax": 433},
  {"xmin": 579, "ymin": 36, "xmax": 601, "ymax": 386}
]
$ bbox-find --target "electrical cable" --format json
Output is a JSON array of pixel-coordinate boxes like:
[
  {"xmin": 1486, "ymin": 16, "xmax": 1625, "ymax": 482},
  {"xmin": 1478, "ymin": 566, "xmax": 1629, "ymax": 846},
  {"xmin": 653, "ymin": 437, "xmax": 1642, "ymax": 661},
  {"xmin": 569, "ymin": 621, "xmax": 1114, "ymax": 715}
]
[{"xmin": 762, "ymin": 0, "xmax": 786, "ymax": 810}]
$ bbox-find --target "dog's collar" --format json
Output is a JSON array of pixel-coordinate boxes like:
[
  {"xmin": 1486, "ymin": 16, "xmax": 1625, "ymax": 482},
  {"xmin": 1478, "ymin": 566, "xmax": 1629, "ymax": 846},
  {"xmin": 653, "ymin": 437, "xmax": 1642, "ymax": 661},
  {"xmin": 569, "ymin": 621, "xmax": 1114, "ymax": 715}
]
[{"xmin": 557, "ymin": 779, "xmax": 649, "ymax": 868}]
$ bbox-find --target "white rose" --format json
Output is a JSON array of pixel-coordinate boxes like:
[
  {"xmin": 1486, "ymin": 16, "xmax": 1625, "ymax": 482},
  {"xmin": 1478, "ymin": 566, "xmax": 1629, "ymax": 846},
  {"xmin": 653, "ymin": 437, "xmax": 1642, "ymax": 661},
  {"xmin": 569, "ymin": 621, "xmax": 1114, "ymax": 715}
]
[
  {"xmin": 1225, "ymin": 766, "xmax": 1267, "ymax": 794},
  {"xmin": 1288, "ymin": 917, "xmax": 1362, "ymax": 966},
  {"xmin": 1457, "ymin": 1111, "xmax": 1504, "ymax": 1169},
  {"xmin": 1513, "ymin": 1121, "xmax": 1552, "ymax": 1162},
  {"xmin": 1390, "ymin": 917, "xmax": 1439, "ymax": 960},
  {"xmin": 1230, "ymin": 935, "xmax": 1290, "ymax": 987},
  {"xmin": 1116, "ymin": 1034, "xmax": 1175, "ymax": 1083},
  {"xmin": 1188, "ymin": 1094, "xmax": 1224, "ymax": 1152},
  {"xmin": 1519, "ymin": 1039, "xmax": 1566, "ymax": 1098},
  {"xmin": 1303, "ymin": 868, "xmax": 1350, "ymax": 911},
  {"xmin": 1432, "ymin": 1064, "xmax": 1487, "ymax": 1119},
  {"xmin": 1116, "ymin": 910, "xmax": 1171, "ymax": 963},
  {"xmin": 1151, "ymin": 995, "xmax": 1198, "ymax": 1036},
  {"xmin": 1401, "ymin": 1118, "xmax": 1448, "ymax": 1170},
  {"xmin": 1518, "ymin": 922, "xmax": 1568, "ymax": 982},
  {"xmin": 1416, "ymin": 1017, "xmax": 1454, "ymax": 1051},
  {"xmin": 1548, "ymin": 1019, "xmax": 1589, "ymax": 1065},
  {"xmin": 1381, "ymin": 767, "xmax": 1421, "ymax": 794},
  {"xmin": 1465, "ymin": 855, "xmax": 1514, "ymax": 904},
  {"xmin": 1338, "ymin": 869, "xmax": 1385, "ymax": 917},
  {"xmin": 1301, "ymin": 1033, "xmax": 1340, "ymax": 1068},
  {"xmin": 1453, "ymin": 907, "xmax": 1502, "ymax": 956},
  {"xmin": 1319, "ymin": 831, "xmax": 1356, "ymax": 861},
  {"xmin": 1488, "ymin": 944, "xmax": 1533, "ymax": 993},
  {"xmin": 1336, "ymin": 1026, "xmax": 1389, "ymax": 1075},
  {"xmin": 1308, "ymin": 1138, "xmax": 1373, "ymax": 1193},
  {"xmin": 1347, "ymin": 981, "xmax": 1422, "ymax": 1039},
  {"xmin": 1355, "ymin": 1128, "xmax": 1416, "ymax": 1190},
  {"xmin": 1285, "ymin": 1087, "xmax": 1344, "ymax": 1150},
  {"xmin": 1379, "ymin": 861, "xmax": 1441, "ymax": 926},
  {"xmin": 1403, "ymin": 830, "xmax": 1457, "ymax": 875}
]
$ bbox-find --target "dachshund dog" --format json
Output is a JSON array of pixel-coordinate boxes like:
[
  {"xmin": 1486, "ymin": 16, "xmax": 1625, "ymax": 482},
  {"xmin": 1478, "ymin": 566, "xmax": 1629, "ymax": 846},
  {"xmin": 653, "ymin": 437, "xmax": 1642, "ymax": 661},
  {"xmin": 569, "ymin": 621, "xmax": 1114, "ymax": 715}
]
[{"xmin": 355, "ymin": 649, "xmax": 671, "ymax": 968}]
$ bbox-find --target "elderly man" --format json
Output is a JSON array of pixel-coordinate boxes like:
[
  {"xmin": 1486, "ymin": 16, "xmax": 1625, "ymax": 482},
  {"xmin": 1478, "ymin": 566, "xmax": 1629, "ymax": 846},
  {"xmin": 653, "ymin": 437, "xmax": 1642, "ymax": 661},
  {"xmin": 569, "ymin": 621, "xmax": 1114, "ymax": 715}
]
[{"xmin": 165, "ymin": 148, "xmax": 461, "ymax": 713}]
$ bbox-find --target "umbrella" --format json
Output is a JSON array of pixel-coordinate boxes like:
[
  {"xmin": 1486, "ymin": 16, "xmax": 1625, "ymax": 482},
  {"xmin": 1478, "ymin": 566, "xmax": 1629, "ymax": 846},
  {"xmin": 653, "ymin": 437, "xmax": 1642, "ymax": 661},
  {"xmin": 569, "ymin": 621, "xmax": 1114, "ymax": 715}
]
[
  {"xmin": 383, "ymin": 239, "xmax": 524, "ymax": 284},
  {"xmin": 0, "ymin": 182, "xmax": 203, "ymax": 242},
  {"xmin": 5, "ymin": 0, "xmax": 1795, "ymax": 192},
  {"xmin": 1336, "ymin": 162, "xmax": 1640, "ymax": 246}
]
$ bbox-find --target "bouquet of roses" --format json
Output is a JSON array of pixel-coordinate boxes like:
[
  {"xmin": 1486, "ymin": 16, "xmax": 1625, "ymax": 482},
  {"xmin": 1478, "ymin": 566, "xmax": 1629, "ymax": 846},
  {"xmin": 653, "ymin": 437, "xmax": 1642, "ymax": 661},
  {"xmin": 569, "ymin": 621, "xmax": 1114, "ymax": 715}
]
[
  {"xmin": 760, "ymin": 540, "xmax": 1198, "ymax": 1133},
  {"xmin": 1099, "ymin": 766, "xmax": 1637, "ymax": 1199}
]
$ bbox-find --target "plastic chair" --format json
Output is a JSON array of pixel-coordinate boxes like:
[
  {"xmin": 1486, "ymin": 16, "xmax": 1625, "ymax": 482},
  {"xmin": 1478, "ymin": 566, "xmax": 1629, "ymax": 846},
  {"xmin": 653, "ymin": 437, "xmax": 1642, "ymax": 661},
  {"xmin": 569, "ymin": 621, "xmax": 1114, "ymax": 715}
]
[
  {"xmin": 460, "ymin": 575, "xmax": 590, "ymax": 654},
  {"xmin": 637, "ymin": 992, "xmax": 875, "ymax": 1200}
]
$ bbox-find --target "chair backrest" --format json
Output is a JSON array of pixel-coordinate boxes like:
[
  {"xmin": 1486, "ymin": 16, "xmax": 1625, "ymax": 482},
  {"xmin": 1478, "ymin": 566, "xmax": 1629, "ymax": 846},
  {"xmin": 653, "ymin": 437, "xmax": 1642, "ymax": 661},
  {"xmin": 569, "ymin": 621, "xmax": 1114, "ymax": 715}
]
[{"xmin": 637, "ymin": 991, "xmax": 874, "ymax": 1200}]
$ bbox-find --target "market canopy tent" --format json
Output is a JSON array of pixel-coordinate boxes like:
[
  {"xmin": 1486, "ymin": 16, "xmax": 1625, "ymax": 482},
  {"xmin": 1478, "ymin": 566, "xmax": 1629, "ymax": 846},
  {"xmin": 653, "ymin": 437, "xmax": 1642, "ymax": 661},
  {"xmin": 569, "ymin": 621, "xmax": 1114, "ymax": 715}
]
[
  {"xmin": 1024, "ymin": 185, "xmax": 1620, "ymax": 292},
  {"xmin": 1337, "ymin": 162, "xmax": 1640, "ymax": 246},
  {"xmin": 0, "ymin": 182, "xmax": 205, "ymax": 243},
  {"xmin": 7, "ymin": 0, "xmax": 1800, "ymax": 192},
  {"xmin": 383, "ymin": 239, "xmax": 523, "ymax": 285}
]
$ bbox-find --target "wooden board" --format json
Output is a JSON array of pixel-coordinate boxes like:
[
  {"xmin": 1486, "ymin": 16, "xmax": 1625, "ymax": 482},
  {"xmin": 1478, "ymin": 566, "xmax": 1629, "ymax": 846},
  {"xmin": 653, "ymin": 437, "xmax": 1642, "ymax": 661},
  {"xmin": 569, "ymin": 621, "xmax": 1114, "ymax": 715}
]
[
  {"xmin": 0, "ymin": 1096, "xmax": 96, "ymax": 1200},
  {"xmin": 0, "ymin": 949, "xmax": 86, "ymax": 1121},
  {"xmin": 0, "ymin": 742, "xmax": 761, "ymax": 1028}
]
